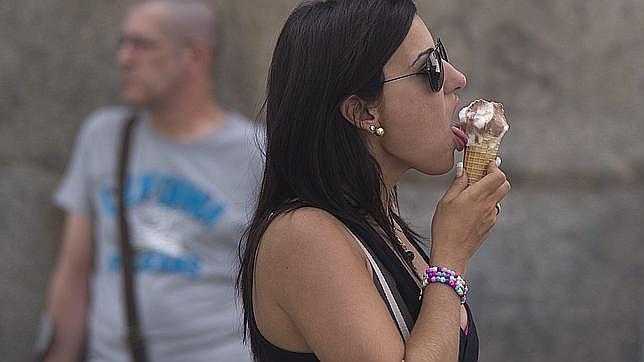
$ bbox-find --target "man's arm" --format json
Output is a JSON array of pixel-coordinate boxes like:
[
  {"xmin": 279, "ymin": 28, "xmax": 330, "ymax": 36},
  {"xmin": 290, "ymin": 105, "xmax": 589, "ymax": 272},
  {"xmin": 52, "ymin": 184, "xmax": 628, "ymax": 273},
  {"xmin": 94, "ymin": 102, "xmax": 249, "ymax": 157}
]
[{"xmin": 43, "ymin": 213, "xmax": 93, "ymax": 362}]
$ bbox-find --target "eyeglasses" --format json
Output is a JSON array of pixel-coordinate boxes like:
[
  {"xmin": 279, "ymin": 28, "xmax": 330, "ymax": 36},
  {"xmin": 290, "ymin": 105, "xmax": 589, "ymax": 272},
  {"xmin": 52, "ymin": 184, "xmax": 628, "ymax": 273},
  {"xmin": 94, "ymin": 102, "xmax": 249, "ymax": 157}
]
[
  {"xmin": 118, "ymin": 35, "xmax": 159, "ymax": 52},
  {"xmin": 382, "ymin": 38, "xmax": 449, "ymax": 92}
]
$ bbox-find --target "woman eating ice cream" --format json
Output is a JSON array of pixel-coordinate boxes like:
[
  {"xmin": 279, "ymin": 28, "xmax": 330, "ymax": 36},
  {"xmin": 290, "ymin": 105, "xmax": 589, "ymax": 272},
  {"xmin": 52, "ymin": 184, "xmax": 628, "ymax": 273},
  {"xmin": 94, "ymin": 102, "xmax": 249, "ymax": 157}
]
[{"xmin": 237, "ymin": 1, "xmax": 511, "ymax": 360}]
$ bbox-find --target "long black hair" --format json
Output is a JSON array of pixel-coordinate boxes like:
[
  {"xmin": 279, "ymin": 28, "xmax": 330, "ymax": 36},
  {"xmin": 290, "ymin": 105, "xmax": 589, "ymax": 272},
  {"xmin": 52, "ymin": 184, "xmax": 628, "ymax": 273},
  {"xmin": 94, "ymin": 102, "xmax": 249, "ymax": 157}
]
[{"xmin": 238, "ymin": 0, "xmax": 422, "ymax": 358}]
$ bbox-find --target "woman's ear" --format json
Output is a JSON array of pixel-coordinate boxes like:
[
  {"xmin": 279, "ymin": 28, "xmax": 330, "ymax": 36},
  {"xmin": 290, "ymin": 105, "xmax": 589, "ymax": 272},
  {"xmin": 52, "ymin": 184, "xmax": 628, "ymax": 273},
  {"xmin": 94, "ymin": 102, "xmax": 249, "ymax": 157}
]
[{"xmin": 339, "ymin": 95, "xmax": 380, "ymax": 132}]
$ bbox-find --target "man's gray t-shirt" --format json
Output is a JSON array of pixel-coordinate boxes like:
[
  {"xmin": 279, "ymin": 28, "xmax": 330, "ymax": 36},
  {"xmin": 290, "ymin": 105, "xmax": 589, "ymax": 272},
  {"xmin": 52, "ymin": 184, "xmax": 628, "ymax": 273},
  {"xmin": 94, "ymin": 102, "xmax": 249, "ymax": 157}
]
[{"xmin": 55, "ymin": 107, "xmax": 262, "ymax": 361}]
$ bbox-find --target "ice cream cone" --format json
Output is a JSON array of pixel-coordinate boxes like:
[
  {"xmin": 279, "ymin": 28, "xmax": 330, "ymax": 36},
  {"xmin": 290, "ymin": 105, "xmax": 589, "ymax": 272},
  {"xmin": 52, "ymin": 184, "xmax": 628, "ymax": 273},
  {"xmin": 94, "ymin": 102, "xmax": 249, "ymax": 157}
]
[{"xmin": 463, "ymin": 133, "xmax": 501, "ymax": 185}]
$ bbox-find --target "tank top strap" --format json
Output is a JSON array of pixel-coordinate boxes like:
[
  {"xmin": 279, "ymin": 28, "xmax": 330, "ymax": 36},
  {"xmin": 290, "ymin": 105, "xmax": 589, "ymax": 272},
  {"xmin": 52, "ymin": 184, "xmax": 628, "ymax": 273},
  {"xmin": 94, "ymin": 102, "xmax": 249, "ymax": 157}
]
[{"xmin": 344, "ymin": 226, "xmax": 413, "ymax": 341}]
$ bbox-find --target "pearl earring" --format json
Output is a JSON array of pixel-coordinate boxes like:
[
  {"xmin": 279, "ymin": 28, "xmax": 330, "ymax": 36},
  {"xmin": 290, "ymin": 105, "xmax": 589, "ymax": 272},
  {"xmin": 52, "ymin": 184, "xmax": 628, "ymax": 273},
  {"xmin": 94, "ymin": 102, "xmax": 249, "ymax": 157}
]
[{"xmin": 368, "ymin": 124, "xmax": 384, "ymax": 136}]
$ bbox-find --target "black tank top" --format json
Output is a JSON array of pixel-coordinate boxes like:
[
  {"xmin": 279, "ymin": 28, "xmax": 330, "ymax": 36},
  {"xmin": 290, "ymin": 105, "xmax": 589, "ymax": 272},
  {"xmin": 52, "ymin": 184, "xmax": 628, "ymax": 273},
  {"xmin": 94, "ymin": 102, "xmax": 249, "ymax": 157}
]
[
  {"xmin": 252, "ymin": 227, "xmax": 479, "ymax": 361},
  {"xmin": 254, "ymin": 306, "xmax": 478, "ymax": 361}
]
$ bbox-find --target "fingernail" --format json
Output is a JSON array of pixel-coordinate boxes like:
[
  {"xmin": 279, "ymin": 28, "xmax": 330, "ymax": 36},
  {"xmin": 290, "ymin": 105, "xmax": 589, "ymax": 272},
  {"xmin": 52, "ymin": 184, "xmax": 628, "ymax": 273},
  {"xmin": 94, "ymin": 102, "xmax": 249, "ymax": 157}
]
[
  {"xmin": 495, "ymin": 157, "xmax": 502, "ymax": 167},
  {"xmin": 456, "ymin": 162, "xmax": 464, "ymax": 177}
]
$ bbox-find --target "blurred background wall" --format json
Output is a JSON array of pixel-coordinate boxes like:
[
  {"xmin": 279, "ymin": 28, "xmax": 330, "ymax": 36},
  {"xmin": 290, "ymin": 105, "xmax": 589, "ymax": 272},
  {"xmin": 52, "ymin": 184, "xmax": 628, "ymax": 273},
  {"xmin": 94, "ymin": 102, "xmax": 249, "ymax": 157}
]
[{"xmin": 1, "ymin": 0, "xmax": 642, "ymax": 361}]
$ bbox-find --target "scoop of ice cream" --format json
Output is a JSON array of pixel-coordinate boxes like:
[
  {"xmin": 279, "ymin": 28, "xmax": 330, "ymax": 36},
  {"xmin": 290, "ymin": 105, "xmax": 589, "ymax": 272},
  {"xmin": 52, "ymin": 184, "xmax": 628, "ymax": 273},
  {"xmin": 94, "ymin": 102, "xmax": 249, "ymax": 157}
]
[{"xmin": 458, "ymin": 99, "xmax": 509, "ymax": 146}]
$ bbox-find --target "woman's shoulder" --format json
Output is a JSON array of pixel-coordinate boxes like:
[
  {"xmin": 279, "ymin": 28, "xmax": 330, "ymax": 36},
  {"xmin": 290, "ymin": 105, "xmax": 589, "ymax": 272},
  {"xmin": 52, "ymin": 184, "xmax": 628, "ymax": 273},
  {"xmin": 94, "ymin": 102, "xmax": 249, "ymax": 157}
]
[
  {"xmin": 269, "ymin": 207, "xmax": 344, "ymax": 236},
  {"xmin": 263, "ymin": 207, "xmax": 358, "ymax": 251},
  {"xmin": 253, "ymin": 207, "xmax": 405, "ymax": 361},
  {"xmin": 257, "ymin": 207, "xmax": 370, "ymax": 280}
]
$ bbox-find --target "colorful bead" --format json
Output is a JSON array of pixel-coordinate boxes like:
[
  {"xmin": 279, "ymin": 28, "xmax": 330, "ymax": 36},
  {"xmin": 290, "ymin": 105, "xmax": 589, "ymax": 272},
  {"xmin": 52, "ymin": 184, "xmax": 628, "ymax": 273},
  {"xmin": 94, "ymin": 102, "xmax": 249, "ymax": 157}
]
[{"xmin": 420, "ymin": 265, "xmax": 468, "ymax": 304}]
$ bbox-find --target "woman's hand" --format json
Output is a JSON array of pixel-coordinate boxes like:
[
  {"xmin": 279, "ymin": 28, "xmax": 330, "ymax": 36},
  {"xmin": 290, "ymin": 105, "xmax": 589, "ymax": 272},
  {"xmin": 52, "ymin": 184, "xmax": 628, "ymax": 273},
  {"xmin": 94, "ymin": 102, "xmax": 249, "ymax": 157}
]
[{"xmin": 429, "ymin": 160, "xmax": 511, "ymax": 274}]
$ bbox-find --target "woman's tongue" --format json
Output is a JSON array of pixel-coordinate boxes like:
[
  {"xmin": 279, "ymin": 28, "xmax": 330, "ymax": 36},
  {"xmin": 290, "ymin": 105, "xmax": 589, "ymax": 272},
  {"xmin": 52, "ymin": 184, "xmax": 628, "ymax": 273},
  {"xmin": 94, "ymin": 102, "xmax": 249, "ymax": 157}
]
[{"xmin": 451, "ymin": 126, "xmax": 468, "ymax": 151}]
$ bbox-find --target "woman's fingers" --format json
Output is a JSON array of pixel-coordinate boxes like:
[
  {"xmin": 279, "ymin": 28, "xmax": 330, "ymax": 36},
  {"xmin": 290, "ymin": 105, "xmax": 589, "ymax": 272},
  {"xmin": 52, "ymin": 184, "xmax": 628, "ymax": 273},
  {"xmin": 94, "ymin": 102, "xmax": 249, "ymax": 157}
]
[
  {"xmin": 491, "ymin": 180, "xmax": 511, "ymax": 203},
  {"xmin": 466, "ymin": 160, "xmax": 507, "ymax": 198},
  {"xmin": 443, "ymin": 161, "xmax": 469, "ymax": 201}
]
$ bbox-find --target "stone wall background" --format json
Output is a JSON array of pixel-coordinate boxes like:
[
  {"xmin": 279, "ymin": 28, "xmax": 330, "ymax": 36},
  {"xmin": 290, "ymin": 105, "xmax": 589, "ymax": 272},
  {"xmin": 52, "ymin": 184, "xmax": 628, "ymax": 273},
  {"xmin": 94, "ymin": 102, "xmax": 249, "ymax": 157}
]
[{"xmin": 1, "ymin": 0, "xmax": 643, "ymax": 361}]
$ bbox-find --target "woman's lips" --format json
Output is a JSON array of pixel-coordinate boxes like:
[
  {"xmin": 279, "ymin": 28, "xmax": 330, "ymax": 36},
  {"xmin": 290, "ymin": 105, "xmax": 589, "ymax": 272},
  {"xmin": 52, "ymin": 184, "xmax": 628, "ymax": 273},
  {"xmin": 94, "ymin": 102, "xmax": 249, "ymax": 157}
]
[{"xmin": 451, "ymin": 126, "xmax": 468, "ymax": 151}]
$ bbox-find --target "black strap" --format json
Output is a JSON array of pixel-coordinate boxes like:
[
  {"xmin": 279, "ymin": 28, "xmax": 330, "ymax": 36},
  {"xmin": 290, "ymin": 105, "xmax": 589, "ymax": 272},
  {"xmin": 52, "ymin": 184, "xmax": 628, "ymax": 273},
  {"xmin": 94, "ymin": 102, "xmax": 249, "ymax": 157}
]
[{"xmin": 117, "ymin": 114, "xmax": 149, "ymax": 362}]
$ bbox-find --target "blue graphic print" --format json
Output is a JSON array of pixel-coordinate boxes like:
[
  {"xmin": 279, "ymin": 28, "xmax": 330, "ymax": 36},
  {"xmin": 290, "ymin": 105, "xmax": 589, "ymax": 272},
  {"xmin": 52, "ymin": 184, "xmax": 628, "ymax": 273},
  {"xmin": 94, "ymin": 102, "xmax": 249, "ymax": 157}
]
[
  {"xmin": 100, "ymin": 173, "xmax": 225, "ymax": 225},
  {"xmin": 100, "ymin": 173, "xmax": 224, "ymax": 279},
  {"xmin": 108, "ymin": 251, "xmax": 201, "ymax": 279}
]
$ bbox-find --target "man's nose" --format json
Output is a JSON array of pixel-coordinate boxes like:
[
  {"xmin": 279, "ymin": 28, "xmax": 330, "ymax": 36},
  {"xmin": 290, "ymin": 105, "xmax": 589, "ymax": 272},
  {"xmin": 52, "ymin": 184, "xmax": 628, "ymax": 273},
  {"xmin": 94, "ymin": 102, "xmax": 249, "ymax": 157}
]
[{"xmin": 117, "ymin": 45, "xmax": 134, "ymax": 68}]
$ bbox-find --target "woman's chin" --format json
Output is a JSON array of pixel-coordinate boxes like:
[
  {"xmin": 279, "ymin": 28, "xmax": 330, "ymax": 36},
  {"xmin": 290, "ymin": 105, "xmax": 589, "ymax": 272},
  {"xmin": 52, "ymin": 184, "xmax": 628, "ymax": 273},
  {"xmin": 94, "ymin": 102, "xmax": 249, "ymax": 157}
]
[{"xmin": 414, "ymin": 161, "xmax": 454, "ymax": 176}]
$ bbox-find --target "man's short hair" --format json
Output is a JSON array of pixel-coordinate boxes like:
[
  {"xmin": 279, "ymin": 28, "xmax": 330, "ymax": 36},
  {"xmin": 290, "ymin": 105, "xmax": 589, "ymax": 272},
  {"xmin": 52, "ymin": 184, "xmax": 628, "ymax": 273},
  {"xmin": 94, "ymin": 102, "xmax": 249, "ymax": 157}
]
[{"xmin": 142, "ymin": 0, "xmax": 222, "ymax": 54}]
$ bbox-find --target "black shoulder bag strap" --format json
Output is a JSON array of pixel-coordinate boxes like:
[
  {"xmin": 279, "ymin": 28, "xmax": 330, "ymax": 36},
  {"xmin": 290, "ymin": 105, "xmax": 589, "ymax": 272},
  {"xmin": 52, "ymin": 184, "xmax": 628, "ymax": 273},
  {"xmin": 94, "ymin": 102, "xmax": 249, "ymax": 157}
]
[{"xmin": 117, "ymin": 113, "xmax": 149, "ymax": 362}]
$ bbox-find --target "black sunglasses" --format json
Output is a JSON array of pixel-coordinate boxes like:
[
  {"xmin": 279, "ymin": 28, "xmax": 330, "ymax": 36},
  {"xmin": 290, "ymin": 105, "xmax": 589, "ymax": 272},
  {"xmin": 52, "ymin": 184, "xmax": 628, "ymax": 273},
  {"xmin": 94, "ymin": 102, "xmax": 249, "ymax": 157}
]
[{"xmin": 382, "ymin": 38, "xmax": 449, "ymax": 92}]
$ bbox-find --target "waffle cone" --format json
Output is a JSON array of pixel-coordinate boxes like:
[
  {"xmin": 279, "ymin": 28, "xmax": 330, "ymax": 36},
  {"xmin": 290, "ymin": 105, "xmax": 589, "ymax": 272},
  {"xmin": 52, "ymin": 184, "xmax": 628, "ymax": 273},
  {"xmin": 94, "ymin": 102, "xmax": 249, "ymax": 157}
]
[{"xmin": 463, "ymin": 134, "xmax": 501, "ymax": 185}]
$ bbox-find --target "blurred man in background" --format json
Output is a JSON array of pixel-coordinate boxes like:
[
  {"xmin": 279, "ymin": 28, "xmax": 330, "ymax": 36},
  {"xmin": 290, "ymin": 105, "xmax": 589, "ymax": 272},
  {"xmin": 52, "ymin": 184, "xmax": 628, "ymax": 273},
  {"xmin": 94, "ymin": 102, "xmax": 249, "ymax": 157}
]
[{"xmin": 40, "ymin": 0, "xmax": 260, "ymax": 360}]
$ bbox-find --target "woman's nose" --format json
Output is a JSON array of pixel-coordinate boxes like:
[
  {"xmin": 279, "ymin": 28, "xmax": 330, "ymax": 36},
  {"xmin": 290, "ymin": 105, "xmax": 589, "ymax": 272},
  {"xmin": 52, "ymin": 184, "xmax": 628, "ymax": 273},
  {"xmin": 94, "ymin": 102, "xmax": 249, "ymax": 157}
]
[{"xmin": 443, "ymin": 61, "xmax": 467, "ymax": 93}]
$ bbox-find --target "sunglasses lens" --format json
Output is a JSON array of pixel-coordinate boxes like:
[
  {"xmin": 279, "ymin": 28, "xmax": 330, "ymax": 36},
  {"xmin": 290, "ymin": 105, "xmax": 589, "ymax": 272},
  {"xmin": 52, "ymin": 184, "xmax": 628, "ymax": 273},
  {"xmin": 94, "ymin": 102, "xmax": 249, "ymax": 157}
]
[{"xmin": 426, "ymin": 51, "xmax": 444, "ymax": 92}]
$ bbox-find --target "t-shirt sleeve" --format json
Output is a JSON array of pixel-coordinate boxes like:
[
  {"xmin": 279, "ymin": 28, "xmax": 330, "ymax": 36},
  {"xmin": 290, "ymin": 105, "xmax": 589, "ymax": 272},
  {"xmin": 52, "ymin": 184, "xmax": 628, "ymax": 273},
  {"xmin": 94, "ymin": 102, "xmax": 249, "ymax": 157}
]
[
  {"xmin": 248, "ymin": 123, "xmax": 266, "ymax": 190},
  {"xmin": 223, "ymin": 115, "xmax": 265, "ymax": 225},
  {"xmin": 242, "ymin": 122, "xmax": 266, "ymax": 222},
  {"xmin": 53, "ymin": 117, "xmax": 96, "ymax": 216}
]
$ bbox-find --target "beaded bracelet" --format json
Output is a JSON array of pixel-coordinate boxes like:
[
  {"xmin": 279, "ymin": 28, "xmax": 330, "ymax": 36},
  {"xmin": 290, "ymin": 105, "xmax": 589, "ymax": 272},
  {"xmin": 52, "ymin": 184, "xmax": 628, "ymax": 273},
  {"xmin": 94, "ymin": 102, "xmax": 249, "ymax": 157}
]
[{"xmin": 420, "ymin": 266, "xmax": 468, "ymax": 304}]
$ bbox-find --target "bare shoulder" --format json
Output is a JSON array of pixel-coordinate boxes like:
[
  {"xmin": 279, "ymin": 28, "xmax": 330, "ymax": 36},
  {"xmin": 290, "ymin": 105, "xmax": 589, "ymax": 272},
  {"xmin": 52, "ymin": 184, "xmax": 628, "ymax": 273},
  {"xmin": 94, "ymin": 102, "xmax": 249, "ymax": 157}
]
[
  {"xmin": 257, "ymin": 207, "xmax": 369, "ymax": 280},
  {"xmin": 254, "ymin": 208, "xmax": 404, "ymax": 360}
]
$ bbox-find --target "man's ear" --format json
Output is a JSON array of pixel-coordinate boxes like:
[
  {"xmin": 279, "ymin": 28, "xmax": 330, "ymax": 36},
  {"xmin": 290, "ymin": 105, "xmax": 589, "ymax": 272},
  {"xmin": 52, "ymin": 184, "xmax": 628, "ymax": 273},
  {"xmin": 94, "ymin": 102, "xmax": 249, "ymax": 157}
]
[
  {"xmin": 339, "ymin": 95, "xmax": 380, "ymax": 131},
  {"xmin": 185, "ymin": 38, "xmax": 212, "ymax": 69}
]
